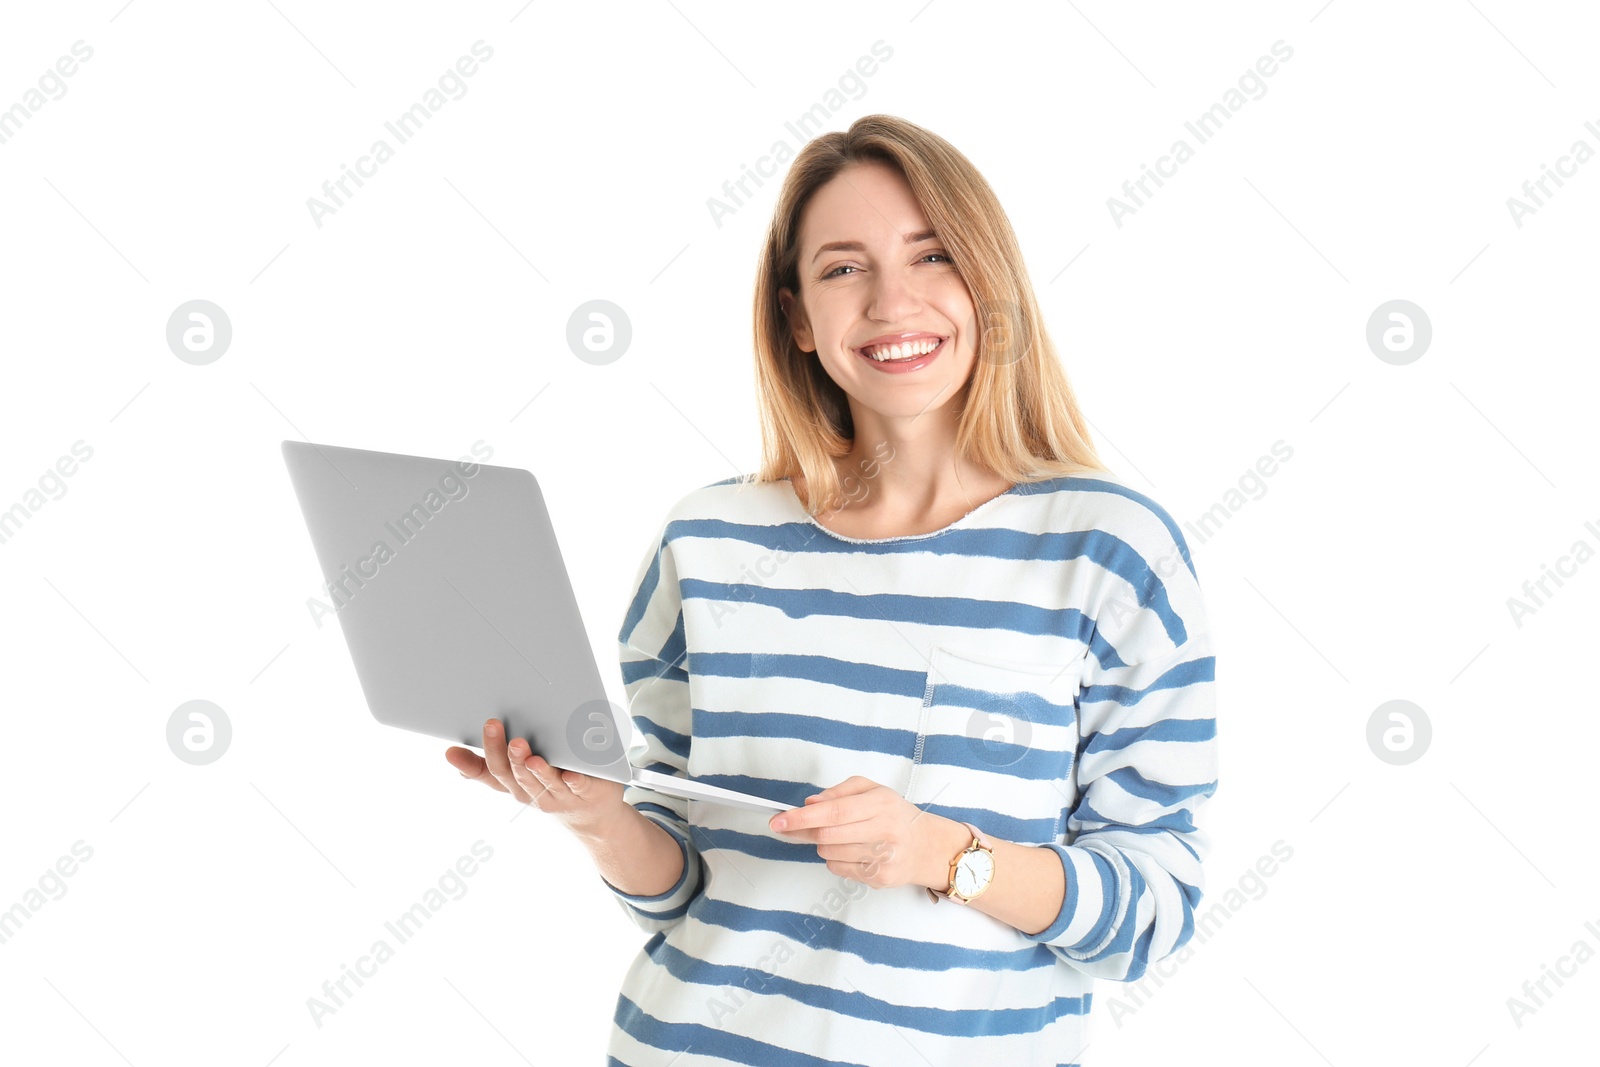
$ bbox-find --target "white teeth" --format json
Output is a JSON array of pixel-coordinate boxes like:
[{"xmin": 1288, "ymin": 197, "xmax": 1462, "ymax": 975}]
[{"xmin": 864, "ymin": 338, "xmax": 940, "ymax": 361}]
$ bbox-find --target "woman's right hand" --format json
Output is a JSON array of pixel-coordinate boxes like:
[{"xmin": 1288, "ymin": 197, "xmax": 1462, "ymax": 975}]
[{"xmin": 445, "ymin": 717, "xmax": 627, "ymax": 835}]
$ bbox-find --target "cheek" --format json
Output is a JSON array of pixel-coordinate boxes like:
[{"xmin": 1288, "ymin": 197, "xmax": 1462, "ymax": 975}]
[
  {"xmin": 801, "ymin": 299, "xmax": 848, "ymax": 350},
  {"xmin": 935, "ymin": 292, "xmax": 979, "ymax": 344},
  {"xmin": 946, "ymin": 317, "xmax": 981, "ymax": 365}
]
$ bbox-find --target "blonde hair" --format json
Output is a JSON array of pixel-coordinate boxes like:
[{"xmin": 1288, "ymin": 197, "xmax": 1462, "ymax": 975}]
[{"xmin": 751, "ymin": 113, "xmax": 1110, "ymax": 516}]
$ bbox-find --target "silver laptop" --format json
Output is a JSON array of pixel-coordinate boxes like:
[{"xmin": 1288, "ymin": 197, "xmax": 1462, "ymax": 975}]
[{"xmin": 281, "ymin": 440, "xmax": 793, "ymax": 814}]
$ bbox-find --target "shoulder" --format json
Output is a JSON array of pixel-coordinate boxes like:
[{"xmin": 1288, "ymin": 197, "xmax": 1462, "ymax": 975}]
[
  {"xmin": 657, "ymin": 473, "xmax": 789, "ymax": 543},
  {"xmin": 1024, "ymin": 471, "xmax": 1212, "ymax": 660},
  {"xmin": 1015, "ymin": 468, "xmax": 1195, "ymax": 578}
]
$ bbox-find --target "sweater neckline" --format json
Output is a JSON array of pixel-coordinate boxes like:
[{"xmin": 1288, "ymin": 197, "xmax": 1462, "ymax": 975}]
[{"xmin": 784, "ymin": 477, "xmax": 1023, "ymax": 545}]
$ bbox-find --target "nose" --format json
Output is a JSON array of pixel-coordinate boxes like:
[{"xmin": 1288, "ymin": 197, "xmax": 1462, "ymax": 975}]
[{"xmin": 865, "ymin": 262, "xmax": 923, "ymax": 324}]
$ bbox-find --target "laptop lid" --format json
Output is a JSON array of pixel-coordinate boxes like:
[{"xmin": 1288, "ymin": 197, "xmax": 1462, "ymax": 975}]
[{"xmin": 280, "ymin": 440, "xmax": 636, "ymax": 785}]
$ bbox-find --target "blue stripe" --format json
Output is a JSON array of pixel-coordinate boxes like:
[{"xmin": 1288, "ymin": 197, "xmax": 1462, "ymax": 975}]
[
  {"xmin": 1080, "ymin": 655, "xmax": 1214, "ymax": 712},
  {"xmin": 1074, "ymin": 796, "xmax": 1197, "ymax": 834},
  {"xmin": 1081, "ymin": 714, "xmax": 1216, "ymax": 757},
  {"xmin": 665, "ymin": 517, "xmax": 1192, "ymax": 646},
  {"xmin": 645, "ymin": 938, "xmax": 1089, "ymax": 1037},
  {"xmin": 615, "ymin": 991, "xmax": 873, "ymax": 1067},
  {"xmin": 659, "ymin": 609, "xmax": 687, "ymax": 670},
  {"xmin": 618, "ymin": 538, "xmax": 665, "ymax": 646},
  {"xmin": 633, "ymin": 801, "xmax": 685, "ymax": 826},
  {"xmin": 916, "ymin": 730, "xmax": 1076, "ymax": 780},
  {"xmin": 1068, "ymin": 848, "xmax": 1119, "ymax": 952},
  {"xmin": 681, "ymin": 578, "xmax": 1100, "ymax": 645},
  {"xmin": 1085, "ymin": 625, "xmax": 1127, "ymax": 671},
  {"xmin": 619, "ymin": 655, "xmax": 687, "ymax": 686},
  {"xmin": 693, "ymin": 651, "xmax": 1110, "ymax": 733},
  {"xmin": 1126, "ymin": 925, "xmax": 1157, "ymax": 981},
  {"xmin": 690, "ymin": 896, "xmax": 1060, "ymax": 973},
  {"xmin": 930, "ymin": 679, "xmax": 1076, "ymax": 727},
  {"xmin": 693, "ymin": 709, "xmax": 915, "ymax": 756},
  {"xmin": 1081, "ymin": 859, "xmax": 1148, "ymax": 966},
  {"xmin": 1104, "ymin": 766, "xmax": 1217, "ymax": 806},
  {"xmin": 684, "ymin": 774, "xmax": 816, "ymax": 808},
  {"xmin": 1068, "ymin": 822, "xmax": 1202, "ymax": 862},
  {"xmin": 918, "ymin": 799, "xmax": 1061, "ymax": 845},
  {"xmin": 690, "ymin": 825, "xmax": 821, "ymax": 864},
  {"xmin": 693, "ymin": 711, "xmax": 1076, "ymax": 782},
  {"xmin": 1173, "ymin": 876, "xmax": 1198, "ymax": 955},
  {"xmin": 692, "ymin": 651, "xmax": 925, "ymax": 699},
  {"xmin": 688, "ymin": 778, "xmax": 1063, "ymax": 845},
  {"xmin": 635, "ymin": 716, "xmax": 691, "ymax": 761}
]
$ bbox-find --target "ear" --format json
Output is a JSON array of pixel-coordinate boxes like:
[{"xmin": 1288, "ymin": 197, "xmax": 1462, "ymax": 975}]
[{"xmin": 778, "ymin": 287, "xmax": 815, "ymax": 353}]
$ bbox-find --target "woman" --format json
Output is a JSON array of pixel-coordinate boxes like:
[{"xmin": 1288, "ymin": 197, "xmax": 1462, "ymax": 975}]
[{"xmin": 447, "ymin": 114, "xmax": 1218, "ymax": 1065}]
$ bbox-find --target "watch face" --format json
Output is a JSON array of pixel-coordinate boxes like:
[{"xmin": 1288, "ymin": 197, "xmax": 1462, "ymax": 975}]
[{"xmin": 955, "ymin": 850, "xmax": 994, "ymax": 896}]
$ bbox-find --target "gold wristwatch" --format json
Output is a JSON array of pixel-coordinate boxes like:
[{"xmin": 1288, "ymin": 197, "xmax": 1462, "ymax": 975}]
[{"xmin": 927, "ymin": 821, "xmax": 995, "ymax": 904}]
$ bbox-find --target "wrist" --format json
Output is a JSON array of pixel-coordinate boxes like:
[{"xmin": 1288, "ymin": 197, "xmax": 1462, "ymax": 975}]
[
  {"xmin": 564, "ymin": 800, "xmax": 636, "ymax": 844},
  {"xmin": 919, "ymin": 814, "xmax": 975, "ymax": 892}
]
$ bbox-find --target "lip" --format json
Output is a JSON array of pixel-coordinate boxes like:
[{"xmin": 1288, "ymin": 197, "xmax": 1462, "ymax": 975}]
[
  {"xmin": 854, "ymin": 334, "xmax": 946, "ymax": 373},
  {"xmin": 853, "ymin": 331, "xmax": 947, "ymax": 356}
]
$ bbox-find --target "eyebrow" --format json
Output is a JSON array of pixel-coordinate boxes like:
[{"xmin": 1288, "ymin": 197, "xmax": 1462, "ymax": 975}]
[{"xmin": 810, "ymin": 229, "xmax": 940, "ymax": 264}]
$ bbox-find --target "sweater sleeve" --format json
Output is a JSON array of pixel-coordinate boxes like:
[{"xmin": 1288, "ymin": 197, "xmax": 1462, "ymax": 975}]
[
  {"xmin": 1018, "ymin": 512, "xmax": 1218, "ymax": 981},
  {"xmin": 598, "ymin": 522, "xmax": 706, "ymax": 935}
]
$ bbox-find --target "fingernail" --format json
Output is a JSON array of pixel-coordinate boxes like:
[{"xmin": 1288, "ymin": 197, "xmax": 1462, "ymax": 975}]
[{"xmin": 771, "ymin": 817, "xmax": 787, "ymax": 831}]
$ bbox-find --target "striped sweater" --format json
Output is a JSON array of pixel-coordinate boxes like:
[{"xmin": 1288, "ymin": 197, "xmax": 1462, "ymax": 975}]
[{"xmin": 599, "ymin": 471, "xmax": 1218, "ymax": 1066}]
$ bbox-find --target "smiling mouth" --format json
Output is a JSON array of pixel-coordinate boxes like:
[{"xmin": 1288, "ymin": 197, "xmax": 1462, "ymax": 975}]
[{"xmin": 857, "ymin": 337, "xmax": 946, "ymax": 362}]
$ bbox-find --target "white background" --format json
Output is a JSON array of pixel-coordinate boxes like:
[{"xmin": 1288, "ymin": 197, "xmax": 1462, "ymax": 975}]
[{"xmin": 1, "ymin": 1, "xmax": 1595, "ymax": 1064}]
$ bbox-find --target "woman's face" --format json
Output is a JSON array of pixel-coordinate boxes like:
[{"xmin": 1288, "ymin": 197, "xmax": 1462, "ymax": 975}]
[{"xmin": 779, "ymin": 160, "xmax": 979, "ymax": 426}]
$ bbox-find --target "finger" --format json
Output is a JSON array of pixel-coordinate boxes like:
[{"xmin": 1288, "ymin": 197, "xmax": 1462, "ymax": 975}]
[
  {"xmin": 543, "ymin": 759, "xmax": 589, "ymax": 795},
  {"xmin": 519, "ymin": 752, "xmax": 575, "ymax": 805},
  {"xmin": 816, "ymin": 839, "xmax": 892, "ymax": 864},
  {"xmin": 806, "ymin": 776, "xmax": 878, "ymax": 803},
  {"xmin": 444, "ymin": 745, "xmax": 484, "ymax": 776},
  {"xmin": 773, "ymin": 794, "xmax": 864, "ymax": 834},
  {"xmin": 505, "ymin": 737, "xmax": 553, "ymax": 805},
  {"xmin": 824, "ymin": 858, "xmax": 873, "ymax": 883},
  {"xmin": 482, "ymin": 720, "xmax": 532, "ymax": 803},
  {"xmin": 444, "ymin": 746, "xmax": 506, "ymax": 793},
  {"xmin": 790, "ymin": 819, "xmax": 880, "ymax": 846},
  {"xmin": 508, "ymin": 749, "xmax": 557, "ymax": 803}
]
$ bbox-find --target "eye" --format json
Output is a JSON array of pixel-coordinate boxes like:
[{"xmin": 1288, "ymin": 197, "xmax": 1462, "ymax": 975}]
[{"xmin": 822, "ymin": 252, "xmax": 951, "ymax": 279}]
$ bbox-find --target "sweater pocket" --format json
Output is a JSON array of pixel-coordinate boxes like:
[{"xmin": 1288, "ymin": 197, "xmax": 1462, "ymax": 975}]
[{"xmin": 905, "ymin": 645, "xmax": 1087, "ymax": 846}]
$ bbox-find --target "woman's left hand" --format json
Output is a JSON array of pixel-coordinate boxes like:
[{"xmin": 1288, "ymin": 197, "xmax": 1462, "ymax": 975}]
[{"xmin": 768, "ymin": 775, "xmax": 951, "ymax": 891}]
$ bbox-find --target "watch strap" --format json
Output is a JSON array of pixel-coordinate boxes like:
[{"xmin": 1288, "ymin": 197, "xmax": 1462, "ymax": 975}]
[{"xmin": 926, "ymin": 821, "xmax": 989, "ymax": 904}]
